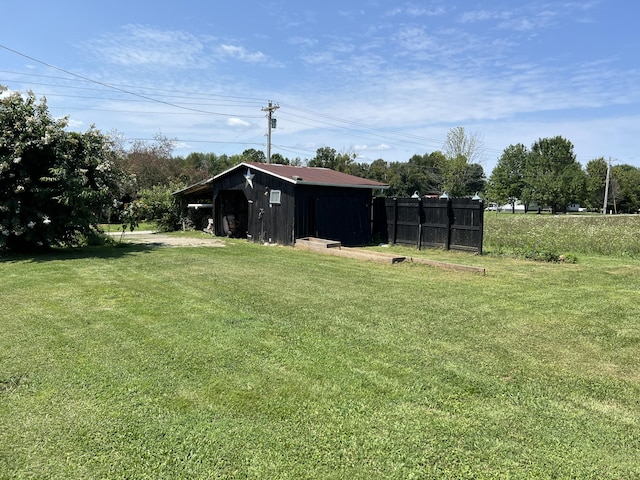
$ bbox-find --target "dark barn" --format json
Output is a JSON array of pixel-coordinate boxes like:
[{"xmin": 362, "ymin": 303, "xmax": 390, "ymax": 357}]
[{"xmin": 176, "ymin": 162, "xmax": 388, "ymax": 247}]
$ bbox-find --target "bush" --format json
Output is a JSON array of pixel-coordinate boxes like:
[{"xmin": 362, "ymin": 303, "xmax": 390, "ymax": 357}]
[
  {"xmin": 138, "ymin": 185, "xmax": 182, "ymax": 232},
  {"xmin": 1, "ymin": 90, "xmax": 124, "ymax": 253}
]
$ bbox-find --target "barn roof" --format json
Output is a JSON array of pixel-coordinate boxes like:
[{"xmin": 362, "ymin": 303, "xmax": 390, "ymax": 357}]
[
  {"xmin": 174, "ymin": 162, "xmax": 389, "ymax": 197},
  {"xmin": 218, "ymin": 162, "xmax": 389, "ymax": 189},
  {"xmin": 172, "ymin": 177, "xmax": 214, "ymax": 197}
]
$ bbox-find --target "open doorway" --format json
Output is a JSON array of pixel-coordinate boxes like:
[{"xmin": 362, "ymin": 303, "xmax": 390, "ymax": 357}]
[{"xmin": 215, "ymin": 190, "xmax": 248, "ymax": 238}]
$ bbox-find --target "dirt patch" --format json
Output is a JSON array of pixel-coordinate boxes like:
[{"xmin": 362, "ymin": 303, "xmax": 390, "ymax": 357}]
[{"xmin": 107, "ymin": 231, "xmax": 225, "ymax": 248}]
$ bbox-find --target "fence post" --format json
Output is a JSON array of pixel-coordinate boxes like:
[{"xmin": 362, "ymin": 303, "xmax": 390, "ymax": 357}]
[
  {"xmin": 417, "ymin": 198, "xmax": 422, "ymax": 250},
  {"xmin": 392, "ymin": 197, "xmax": 398, "ymax": 245},
  {"xmin": 445, "ymin": 198, "xmax": 452, "ymax": 251}
]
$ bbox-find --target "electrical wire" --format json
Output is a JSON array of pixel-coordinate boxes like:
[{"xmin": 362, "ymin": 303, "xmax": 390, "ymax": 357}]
[{"xmin": 3, "ymin": 45, "xmax": 601, "ymax": 164}]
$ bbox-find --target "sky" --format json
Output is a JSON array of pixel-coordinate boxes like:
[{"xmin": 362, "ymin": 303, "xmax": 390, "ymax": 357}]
[{"xmin": 1, "ymin": 0, "xmax": 639, "ymax": 174}]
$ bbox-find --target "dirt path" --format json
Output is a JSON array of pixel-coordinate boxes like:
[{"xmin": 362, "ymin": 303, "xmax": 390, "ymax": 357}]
[{"xmin": 107, "ymin": 231, "xmax": 225, "ymax": 248}]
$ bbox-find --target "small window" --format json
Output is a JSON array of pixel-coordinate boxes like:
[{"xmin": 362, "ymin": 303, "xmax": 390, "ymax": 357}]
[{"xmin": 269, "ymin": 190, "xmax": 281, "ymax": 204}]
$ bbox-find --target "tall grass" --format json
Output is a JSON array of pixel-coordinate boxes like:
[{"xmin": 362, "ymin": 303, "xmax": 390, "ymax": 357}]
[{"xmin": 484, "ymin": 213, "xmax": 640, "ymax": 257}]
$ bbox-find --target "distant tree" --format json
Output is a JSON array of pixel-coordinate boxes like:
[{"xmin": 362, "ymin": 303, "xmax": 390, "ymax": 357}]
[
  {"xmin": 442, "ymin": 126, "xmax": 484, "ymax": 165},
  {"xmin": 367, "ymin": 159, "xmax": 389, "ymax": 183},
  {"xmin": 385, "ymin": 162, "xmax": 411, "ymax": 197},
  {"xmin": 345, "ymin": 161, "xmax": 369, "ymax": 178},
  {"xmin": 584, "ymin": 158, "xmax": 608, "ymax": 210},
  {"xmin": 241, "ymin": 148, "xmax": 266, "ymax": 163},
  {"xmin": 523, "ymin": 136, "xmax": 585, "ymax": 213},
  {"xmin": 119, "ymin": 133, "xmax": 179, "ymax": 190},
  {"xmin": 183, "ymin": 152, "xmax": 235, "ymax": 177},
  {"xmin": 308, "ymin": 147, "xmax": 355, "ymax": 172},
  {"xmin": 487, "ymin": 143, "xmax": 528, "ymax": 212},
  {"xmin": 0, "ymin": 90, "xmax": 123, "ymax": 252},
  {"xmin": 441, "ymin": 127, "xmax": 486, "ymax": 196},
  {"xmin": 611, "ymin": 164, "xmax": 640, "ymax": 213},
  {"xmin": 270, "ymin": 152, "xmax": 288, "ymax": 165}
]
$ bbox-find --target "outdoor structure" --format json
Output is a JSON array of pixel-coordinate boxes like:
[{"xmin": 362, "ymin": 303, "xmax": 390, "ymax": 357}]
[
  {"xmin": 375, "ymin": 196, "xmax": 485, "ymax": 253},
  {"xmin": 175, "ymin": 162, "xmax": 388, "ymax": 246}
]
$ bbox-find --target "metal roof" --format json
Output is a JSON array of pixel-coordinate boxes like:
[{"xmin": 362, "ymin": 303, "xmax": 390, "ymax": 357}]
[
  {"xmin": 216, "ymin": 162, "xmax": 389, "ymax": 189},
  {"xmin": 172, "ymin": 177, "xmax": 214, "ymax": 196}
]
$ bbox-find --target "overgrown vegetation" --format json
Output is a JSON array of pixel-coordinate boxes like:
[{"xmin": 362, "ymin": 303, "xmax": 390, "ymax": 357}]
[
  {"xmin": 1, "ymin": 235, "xmax": 639, "ymax": 478},
  {"xmin": 483, "ymin": 213, "xmax": 640, "ymax": 259}
]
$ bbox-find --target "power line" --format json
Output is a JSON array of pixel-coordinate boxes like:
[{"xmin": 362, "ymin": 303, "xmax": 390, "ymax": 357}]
[{"xmin": 0, "ymin": 44, "xmax": 260, "ymax": 117}]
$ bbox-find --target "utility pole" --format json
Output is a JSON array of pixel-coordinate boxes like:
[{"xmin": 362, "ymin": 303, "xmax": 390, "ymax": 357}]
[
  {"xmin": 261, "ymin": 101, "xmax": 279, "ymax": 163},
  {"xmin": 602, "ymin": 157, "xmax": 611, "ymax": 214}
]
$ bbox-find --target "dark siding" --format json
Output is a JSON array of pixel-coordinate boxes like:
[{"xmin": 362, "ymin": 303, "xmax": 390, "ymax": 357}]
[
  {"xmin": 211, "ymin": 166, "xmax": 376, "ymax": 247},
  {"xmin": 295, "ymin": 186, "xmax": 372, "ymax": 246},
  {"xmin": 212, "ymin": 168, "xmax": 295, "ymax": 245}
]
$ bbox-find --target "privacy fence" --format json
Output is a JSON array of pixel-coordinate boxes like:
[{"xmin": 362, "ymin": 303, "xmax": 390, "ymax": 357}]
[{"xmin": 372, "ymin": 197, "xmax": 484, "ymax": 253}]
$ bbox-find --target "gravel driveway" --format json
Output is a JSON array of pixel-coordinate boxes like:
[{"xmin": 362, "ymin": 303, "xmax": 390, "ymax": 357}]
[{"xmin": 107, "ymin": 231, "xmax": 225, "ymax": 248}]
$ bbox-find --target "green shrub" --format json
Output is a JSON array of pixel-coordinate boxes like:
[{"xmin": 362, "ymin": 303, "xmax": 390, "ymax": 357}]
[{"xmin": 138, "ymin": 185, "xmax": 182, "ymax": 232}]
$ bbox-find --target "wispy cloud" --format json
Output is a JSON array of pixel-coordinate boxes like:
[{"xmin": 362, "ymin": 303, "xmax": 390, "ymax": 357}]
[
  {"xmin": 83, "ymin": 25, "xmax": 207, "ymax": 68},
  {"xmin": 386, "ymin": 4, "xmax": 447, "ymax": 18},
  {"xmin": 218, "ymin": 45, "xmax": 268, "ymax": 63},
  {"xmin": 227, "ymin": 118, "xmax": 252, "ymax": 127}
]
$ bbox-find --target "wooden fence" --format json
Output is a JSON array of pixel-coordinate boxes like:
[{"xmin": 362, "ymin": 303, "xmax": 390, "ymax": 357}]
[{"xmin": 373, "ymin": 197, "xmax": 484, "ymax": 253}]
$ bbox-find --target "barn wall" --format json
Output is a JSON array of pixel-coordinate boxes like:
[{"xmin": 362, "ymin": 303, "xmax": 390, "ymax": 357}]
[
  {"xmin": 295, "ymin": 186, "xmax": 373, "ymax": 246},
  {"xmin": 210, "ymin": 166, "xmax": 377, "ymax": 246},
  {"xmin": 212, "ymin": 167, "xmax": 296, "ymax": 245}
]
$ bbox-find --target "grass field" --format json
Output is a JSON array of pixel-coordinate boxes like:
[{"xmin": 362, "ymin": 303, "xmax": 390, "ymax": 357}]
[
  {"xmin": 483, "ymin": 212, "xmax": 640, "ymax": 258},
  {"xmin": 1, "ymin": 216, "xmax": 639, "ymax": 478}
]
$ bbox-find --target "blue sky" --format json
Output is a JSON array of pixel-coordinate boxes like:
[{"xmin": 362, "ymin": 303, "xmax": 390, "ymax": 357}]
[{"xmin": 2, "ymin": 1, "xmax": 639, "ymax": 173}]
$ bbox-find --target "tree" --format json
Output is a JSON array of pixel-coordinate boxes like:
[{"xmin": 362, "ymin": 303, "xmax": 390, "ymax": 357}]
[
  {"xmin": 584, "ymin": 158, "xmax": 608, "ymax": 210},
  {"xmin": 441, "ymin": 127, "xmax": 486, "ymax": 196},
  {"xmin": 611, "ymin": 164, "xmax": 640, "ymax": 213},
  {"xmin": 182, "ymin": 152, "xmax": 235, "ymax": 176},
  {"xmin": 118, "ymin": 133, "xmax": 179, "ymax": 190},
  {"xmin": 523, "ymin": 136, "xmax": 585, "ymax": 213},
  {"xmin": 367, "ymin": 159, "xmax": 388, "ymax": 184},
  {"xmin": 1, "ymin": 90, "xmax": 123, "ymax": 252},
  {"xmin": 308, "ymin": 147, "xmax": 355, "ymax": 172},
  {"xmin": 241, "ymin": 148, "xmax": 266, "ymax": 163},
  {"xmin": 443, "ymin": 126, "xmax": 484, "ymax": 165},
  {"xmin": 270, "ymin": 152, "xmax": 288, "ymax": 165},
  {"xmin": 487, "ymin": 144, "xmax": 528, "ymax": 212}
]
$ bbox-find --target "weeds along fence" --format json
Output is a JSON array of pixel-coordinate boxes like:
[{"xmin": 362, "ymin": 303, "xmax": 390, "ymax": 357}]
[{"xmin": 373, "ymin": 197, "xmax": 484, "ymax": 253}]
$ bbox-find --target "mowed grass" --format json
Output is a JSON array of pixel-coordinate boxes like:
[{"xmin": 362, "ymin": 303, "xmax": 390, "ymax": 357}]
[{"xmin": 1, "ymin": 233, "xmax": 639, "ymax": 478}]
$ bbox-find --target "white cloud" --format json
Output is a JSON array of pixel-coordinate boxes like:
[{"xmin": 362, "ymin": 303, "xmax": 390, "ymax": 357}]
[
  {"xmin": 218, "ymin": 44, "xmax": 267, "ymax": 63},
  {"xmin": 227, "ymin": 118, "xmax": 251, "ymax": 127},
  {"xmin": 354, "ymin": 143, "xmax": 392, "ymax": 152},
  {"xmin": 386, "ymin": 5, "xmax": 447, "ymax": 18},
  {"xmin": 83, "ymin": 25, "xmax": 206, "ymax": 68}
]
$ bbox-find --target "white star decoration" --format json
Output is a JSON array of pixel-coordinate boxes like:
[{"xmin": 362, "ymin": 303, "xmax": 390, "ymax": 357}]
[{"xmin": 244, "ymin": 168, "xmax": 255, "ymax": 188}]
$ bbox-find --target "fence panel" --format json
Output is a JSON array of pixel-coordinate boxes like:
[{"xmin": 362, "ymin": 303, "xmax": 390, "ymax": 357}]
[
  {"xmin": 421, "ymin": 198, "xmax": 450, "ymax": 249},
  {"xmin": 449, "ymin": 198, "xmax": 484, "ymax": 253},
  {"xmin": 379, "ymin": 197, "xmax": 483, "ymax": 253},
  {"xmin": 385, "ymin": 198, "xmax": 421, "ymax": 247}
]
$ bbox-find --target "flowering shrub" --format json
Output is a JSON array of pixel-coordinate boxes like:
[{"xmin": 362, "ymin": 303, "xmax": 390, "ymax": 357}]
[{"xmin": 1, "ymin": 89, "xmax": 124, "ymax": 252}]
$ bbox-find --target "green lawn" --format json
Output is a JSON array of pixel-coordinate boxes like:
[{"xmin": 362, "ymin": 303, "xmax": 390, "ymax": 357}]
[{"xmin": 1, "ymin": 234, "xmax": 639, "ymax": 478}]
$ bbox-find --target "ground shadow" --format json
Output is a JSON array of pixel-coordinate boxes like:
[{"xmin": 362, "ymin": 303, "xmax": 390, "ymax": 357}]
[{"xmin": 1, "ymin": 242, "xmax": 160, "ymax": 264}]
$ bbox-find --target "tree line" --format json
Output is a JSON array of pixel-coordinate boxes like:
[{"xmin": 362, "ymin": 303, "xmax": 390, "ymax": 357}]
[
  {"xmin": 3, "ymin": 89, "xmax": 638, "ymax": 253},
  {"xmin": 486, "ymin": 138, "xmax": 640, "ymax": 214}
]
